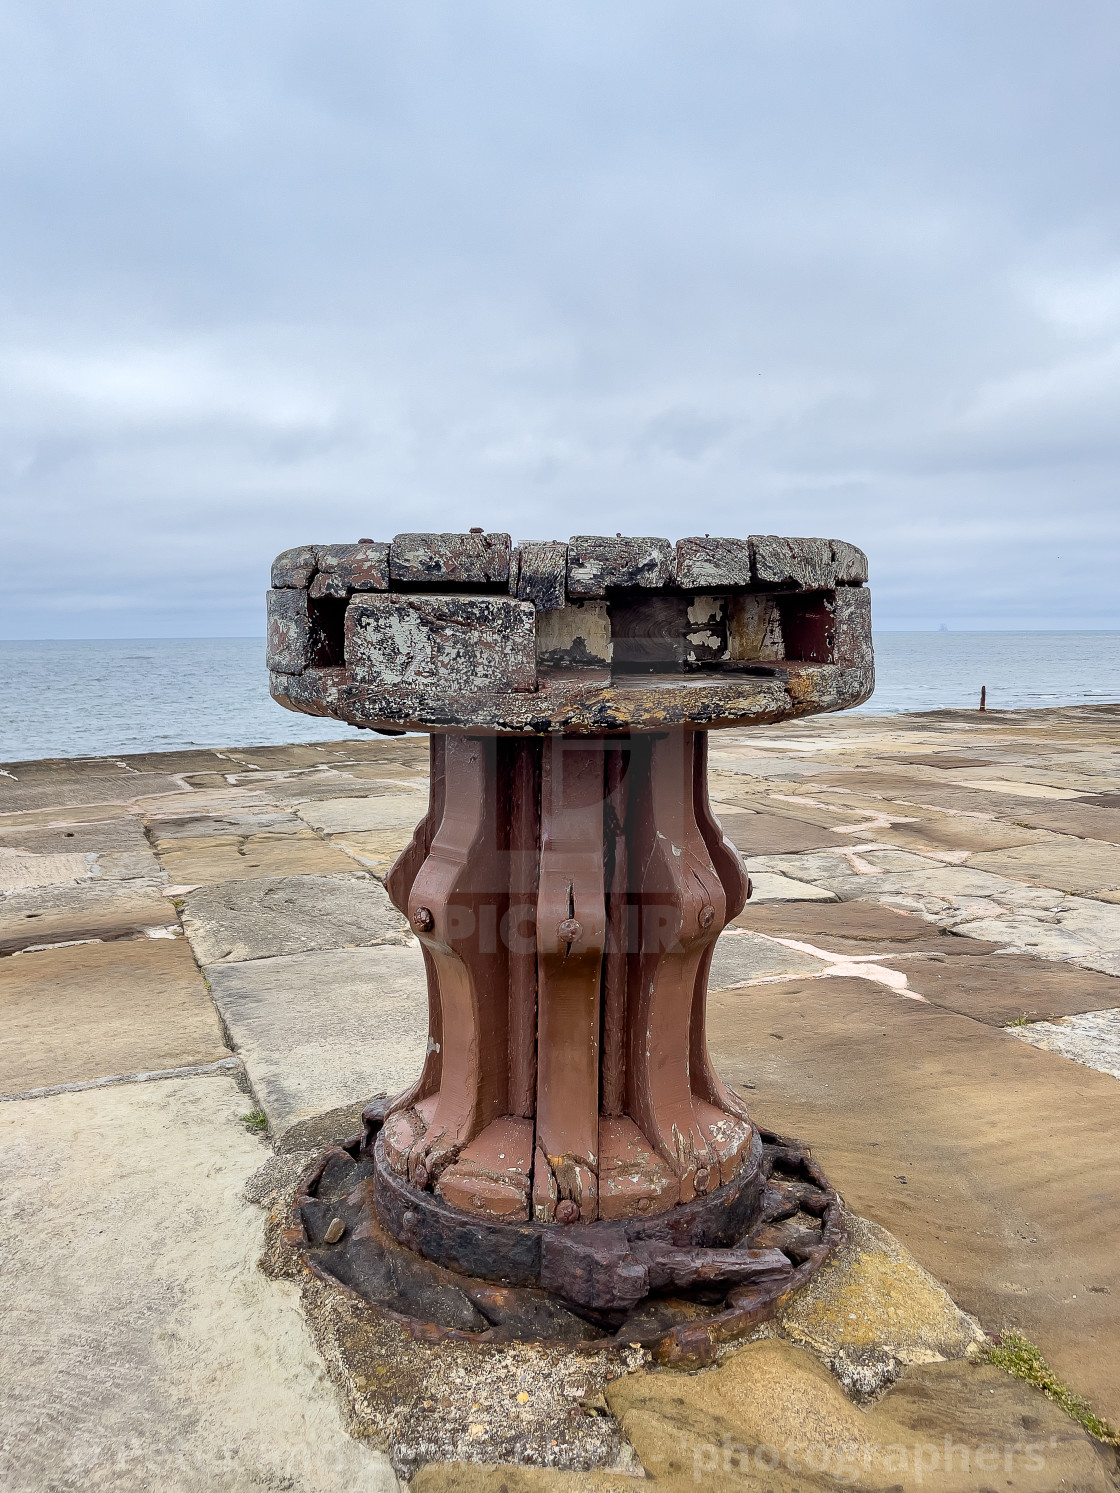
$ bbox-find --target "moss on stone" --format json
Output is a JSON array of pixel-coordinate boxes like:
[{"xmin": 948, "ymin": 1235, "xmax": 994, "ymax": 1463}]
[{"xmin": 983, "ymin": 1332, "xmax": 1119, "ymax": 1446}]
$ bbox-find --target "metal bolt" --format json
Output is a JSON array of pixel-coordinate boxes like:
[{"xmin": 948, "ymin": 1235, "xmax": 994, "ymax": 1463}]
[
  {"xmin": 694, "ymin": 1167, "xmax": 711, "ymax": 1193},
  {"xmin": 324, "ymin": 1217, "xmax": 345, "ymax": 1245},
  {"xmin": 698, "ymin": 904, "xmax": 716, "ymax": 929},
  {"xmin": 412, "ymin": 906, "xmax": 434, "ymax": 932},
  {"xmin": 555, "ymin": 1199, "xmax": 580, "ymax": 1225},
  {"xmin": 470, "ymin": 526, "xmax": 484, "ymax": 534},
  {"xmin": 557, "ymin": 918, "xmax": 582, "ymax": 944},
  {"xmin": 413, "ymin": 1164, "xmax": 430, "ymax": 1191},
  {"xmin": 744, "ymin": 876, "xmax": 753, "ymax": 902}
]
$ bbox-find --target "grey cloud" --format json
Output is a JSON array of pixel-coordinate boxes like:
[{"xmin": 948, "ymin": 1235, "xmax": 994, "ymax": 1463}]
[{"xmin": 0, "ymin": 0, "xmax": 1118, "ymax": 635}]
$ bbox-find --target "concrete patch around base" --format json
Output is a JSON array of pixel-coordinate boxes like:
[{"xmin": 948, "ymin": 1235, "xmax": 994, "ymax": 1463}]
[
  {"xmin": 1009, "ymin": 1008, "xmax": 1120, "ymax": 1081},
  {"xmin": 0, "ymin": 876, "xmax": 174, "ymax": 953},
  {"xmin": 0, "ymin": 937, "xmax": 229, "ymax": 1096},
  {"xmin": 744, "ymin": 872, "xmax": 839, "ymax": 904},
  {"xmin": 181, "ymin": 873, "xmax": 412, "ymax": 964},
  {"xmin": 156, "ymin": 831, "xmax": 361, "ymax": 884},
  {"xmin": 707, "ymin": 976, "xmax": 1120, "ymax": 1424},
  {"xmin": 205, "ymin": 944, "xmax": 428, "ymax": 1129},
  {"xmin": 902, "ymin": 952, "xmax": 1120, "ymax": 1025},
  {"xmin": 0, "ymin": 1078, "xmax": 398, "ymax": 1492},
  {"xmin": 774, "ymin": 1211, "xmax": 984, "ymax": 1377},
  {"xmin": 295, "ymin": 794, "xmax": 429, "ymax": 836}
]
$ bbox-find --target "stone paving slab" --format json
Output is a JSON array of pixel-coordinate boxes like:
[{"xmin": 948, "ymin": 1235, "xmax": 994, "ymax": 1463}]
[
  {"xmin": 0, "ymin": 876, "xmax": 174, "ymax": 953},
  {"xmin": 731, "ymin": 900, "xmax": 1001, "ymax": 955},
  {"xmin": 902, "ymin": 952, "xmax": 1120, "ymax": 1025},
  {"xmin": 1010, "ymin": 1008, "xmax": 1120, "ymax": 1080},
  {"xmin": 181, "ymin": 873, "xmax": 412, "ymax": 965},
  {"xmin": 0, "ymin": 938, "xmax": 229, "ymax": 1096},
  {"xmin": 204, "ymin": 945, "xmax": 428, "ymax": 1129},
  {"xmin": 294, "ymin": 793, "xmax": 429, "ymax": 837},
  {"xmin": 741, "ymin": 871, "xmax": 839, "ymax": 904},
  {"xmin": 875, "ymin": 817, "xmax": 1049, "ymax": 856},
  {"xmin": 970, "ymin": 837, "xmax": 1120, "ymax": 895},
  {"xmin": 968, "ymin": 801, "xmax": 1120, "ymax": 846},
  {"xmin": 714, "ymin": 808, "xmax": 850, "ymax": 855},
  {"xmin": 0, "ymin": 1078, "xmax": 398, "ymax": 1492},
  {"xmin": 708, "ymin": 929, "xmax": 828, "ymax": 987},
  {"xmin": 707, "ymin": 975, "xmax": 1120, "ymax": 1423},
  {"xmin": 157, "ymin": 832, "xmax": 361, "ymax": 884}
]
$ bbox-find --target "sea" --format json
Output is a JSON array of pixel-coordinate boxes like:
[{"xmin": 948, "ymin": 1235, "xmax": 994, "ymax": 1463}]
[{"xmin": 1, "ymin": 632, "xmax": 1119, "ymax": 763}]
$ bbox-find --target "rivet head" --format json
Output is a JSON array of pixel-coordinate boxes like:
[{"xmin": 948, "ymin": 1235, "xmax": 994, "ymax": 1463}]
[
  {"xmin": 555, "ymin": 1199, "xmax": 580, "ymax": 1225},
  {"xmin": 698, "ymin": 904, "xmax": 716, "ymax": 929},
  {"xmin": 413, "ymin": 1164, "xmax": 430, "ymax": 1191},
  {"xmin": 557, "ymin": 918, "xmax": 582, "ymax": 944},
  {"xmin": 694, "ymin": 1167, "xmax": 711, "ymax": 1193},
  {"xmin": 412, "ymin": 906, "xmax": 434, "ymax": 932},
  {"xmin": 745, "ymin": 876, "xmax": 754, "ymax": 902},
  {"xmin": 324, "ymin": 1217, "xmax": 345, "ymax": 1245}
]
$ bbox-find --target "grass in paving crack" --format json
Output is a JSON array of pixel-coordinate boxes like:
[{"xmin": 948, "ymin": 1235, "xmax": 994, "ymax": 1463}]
[
  {"xmin": 241, "ymin": 1109, "xmax": 268, "ymax": 1133},
  {"xmin": 983, "ymin": 1332, "xmax": 1119, "ymax": 1445}
]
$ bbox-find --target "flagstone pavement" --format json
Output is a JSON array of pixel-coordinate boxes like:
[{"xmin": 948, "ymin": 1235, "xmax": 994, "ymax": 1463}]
[{"xmin": 3, "ymin": 707, "xmax": 1120, "ymax": 1488}]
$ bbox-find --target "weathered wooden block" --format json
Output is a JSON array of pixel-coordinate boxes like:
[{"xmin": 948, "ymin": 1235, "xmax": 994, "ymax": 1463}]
[
  {"xmin": 514, "ymin": 541, "xmax": 568, "ymax": 612},
  {"xmin": 749, "ymin": 535, "xmax": 868, "ymax": 590},
  {"xmin": 266, "ymin": 589, "xmax": 312, "ymax": 674},
  {"xmin": 830, "ymin": 584, "xmax": 873, "ymax": 669},
  {"xmin": 389, "ymin": 532, "xmax": 512, "ymax": 588},
  {"xmin": 346, "ymin": 594, "xmax": 536, "ymax": 692},
  {"xmin": 567, "ymin": 536, "xmax": 673, "ymax": 596},
  {"xmin": 674, "ymin": 537, "xmax": 752, "ymax": 589},
  {"xmin": 309, "ymin": 541, "xmax": 391, "ymax": 599},
  {"xmin": 536, "ymin": 600, "xmax": 611, "ymax": 668},
  {"xmin": 270, "ymin": 546, "xmax": 317, "ymax": 589}
]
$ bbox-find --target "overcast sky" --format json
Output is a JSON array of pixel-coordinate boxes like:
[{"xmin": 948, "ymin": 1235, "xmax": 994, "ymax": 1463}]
[{"xmin": 1, "ymin": 1, "xmax": 1118, "ymax": 637}]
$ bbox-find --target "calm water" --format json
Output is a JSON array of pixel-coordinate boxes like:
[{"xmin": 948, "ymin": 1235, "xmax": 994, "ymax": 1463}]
[{"xmin": 0, "ymin": 633, "xmax": 1118, "ymax": 762}]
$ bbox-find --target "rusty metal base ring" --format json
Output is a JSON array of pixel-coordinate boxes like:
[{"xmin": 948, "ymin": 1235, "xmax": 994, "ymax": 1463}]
[{"xmin": 286, "ymin": 1119, "xmax": 844, "ymax": 1369}]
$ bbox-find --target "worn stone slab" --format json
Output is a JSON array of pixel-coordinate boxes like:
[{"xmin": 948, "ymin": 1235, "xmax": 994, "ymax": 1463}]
[
  {"xmin": 877, "ymin": 817, "xmax": 1047, "ymax": 856},
  {"xmin": 0, "ymin": 771, "xmax": 188, "ymax": 815},
  {"xmin": 1009, "ymin": 1008, "xmax": 1120, "ymax": 1080},
  {"xmin": 0, "ymin": 814, "xmax": 152, "ymax": 857},
  {"xmin": 309, "ymin": 540, "xmax": 391, "ymax": 598},
  {"xmin": 205, "ymin": 944, "xmax": 428, "ymax": 1129},
  {"xmin": 346, "ymin": 593, "xmax": 536, "ymax": 693},
  {"xmin": 271, "ymin": 543, "xmax": 318, "ymax": 588},
  {"xmin": 708, "ymin": 929, "xmax": 828, "ymax": 988},
  {"xmin": 673, "ymin": 536, "xmax": 753, "ymax": 589},
  {"xmin": 749, "ymin": 534, "xmax": 868, "ymax": 589},
  {"xmin": 294, "ymin": 794, "xmax": 426, "ymax": 837},
  {"xmin": 388, "ymin": 531, "xmax": 511, "ymax": 588},
  {"xmin": 0, "ymin": 1079, "xmax": 396, "ymax": 1491},
  {"xmin": 154, "ymin": 831, "xmax": 359, "ymax": 885},
  {"xmin": 731, "ymin": 899, "xmax": 998, "ymax": 955},
  {"xmin": 707, "ymin": 976, "xmax": 1120, "ymax": 1422},
  {"xmin": 997, "ymin": 802, "xmax": 1120, "ymax": 847},
  {"xmin": 181, "ymin": 873, "xmax": 412, "ymax": 965},
  {"xmin": 514, "ymin": 540, "xmax": 567, "ymax": 612},
  {"xmin": 969, "ymin": 838, "xmax": 1120, "ymax": 895},
  {"xmin": 744, "ymin": 872, "xmax": 839, "ymax": 903},
  {"xmin": 901, "ymin": 952, "xmax": 1120, "ymax": 1025},
  {"xmin": 323, "ymin": 828, "xmax": 421, "ymax": 877},
  {"xmin": 0, "ymin": 877, "xmax": 174, "ymax": 954},
  {"xmin": 1078, "ymin": 792, "xmax": 1120, "ymax": 810},
  {"xmin": 715, "ymin": 808, "xmax": 849, "ymax": 856},
  {"xmin": 149, "ymin": 809, "xmax": 304, "ymax": 842},
  {"xmin": 0, "ymin": 938, "xmax": 228, "ymax": 1095},
  {"xmin": 565, "ymin": 535, "xmax": 672, "ymax": 596},
  {"xmin": 0, "ymin": 848, "xmax": 92, "ymax": 891}
]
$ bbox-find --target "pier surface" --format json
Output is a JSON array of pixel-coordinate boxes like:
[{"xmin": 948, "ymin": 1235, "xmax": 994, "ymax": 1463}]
[{"xmin": 3, "ymin": 706, "xmax": 1120, "ymax": 1487}]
